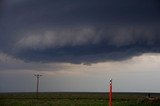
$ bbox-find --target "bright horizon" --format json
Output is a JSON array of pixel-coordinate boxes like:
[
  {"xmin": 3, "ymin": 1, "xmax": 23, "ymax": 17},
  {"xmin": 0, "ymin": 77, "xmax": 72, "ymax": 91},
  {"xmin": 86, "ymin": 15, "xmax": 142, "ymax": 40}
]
[{"xmin": 1, "ymin": 53, "xmax": 160, "ymax": 93}]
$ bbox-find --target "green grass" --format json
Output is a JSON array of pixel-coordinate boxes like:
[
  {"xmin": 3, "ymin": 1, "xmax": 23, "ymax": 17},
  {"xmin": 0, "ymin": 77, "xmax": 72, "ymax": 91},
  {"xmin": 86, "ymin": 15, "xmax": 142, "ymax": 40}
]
[{"xmin": 0, "ymin": 92, "xmax": 160, "ymax": 106}]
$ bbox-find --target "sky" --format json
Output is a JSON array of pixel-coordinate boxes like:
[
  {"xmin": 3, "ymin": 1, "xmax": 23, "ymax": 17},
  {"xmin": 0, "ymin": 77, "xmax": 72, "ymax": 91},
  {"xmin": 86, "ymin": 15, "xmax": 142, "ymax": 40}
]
[{"xmin": 0, "ymin": 0, "xmax": 160, "ymax": 92}]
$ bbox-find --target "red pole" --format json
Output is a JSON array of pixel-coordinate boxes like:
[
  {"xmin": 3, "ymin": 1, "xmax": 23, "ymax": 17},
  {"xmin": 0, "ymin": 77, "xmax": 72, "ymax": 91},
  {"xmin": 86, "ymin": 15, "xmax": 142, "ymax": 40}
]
[{"xmin": 109, "ymin": 79, "xmax": 112, "ymax": 106}]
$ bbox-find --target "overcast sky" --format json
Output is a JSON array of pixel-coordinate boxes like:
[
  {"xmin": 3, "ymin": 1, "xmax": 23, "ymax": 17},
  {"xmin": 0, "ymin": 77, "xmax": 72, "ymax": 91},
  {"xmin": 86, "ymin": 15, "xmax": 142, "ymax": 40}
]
[{"xmin": 0, "ymin": 0, "xmax": 160, "ymax": 92}]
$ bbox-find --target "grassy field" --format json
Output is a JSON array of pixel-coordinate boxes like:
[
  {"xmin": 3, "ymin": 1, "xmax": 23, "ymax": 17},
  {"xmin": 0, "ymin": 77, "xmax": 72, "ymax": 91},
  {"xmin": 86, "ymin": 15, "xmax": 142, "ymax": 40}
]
[{"xmin": 0, "ymin": 92, "xmax": 160, "ymax": 106}]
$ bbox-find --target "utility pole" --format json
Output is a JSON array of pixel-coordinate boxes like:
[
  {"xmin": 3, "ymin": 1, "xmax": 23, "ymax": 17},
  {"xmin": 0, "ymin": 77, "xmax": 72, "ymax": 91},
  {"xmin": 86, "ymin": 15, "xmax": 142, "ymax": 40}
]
[{"xmin": 34, "ymin": 74, "xmax": 42, "ymax": 98}]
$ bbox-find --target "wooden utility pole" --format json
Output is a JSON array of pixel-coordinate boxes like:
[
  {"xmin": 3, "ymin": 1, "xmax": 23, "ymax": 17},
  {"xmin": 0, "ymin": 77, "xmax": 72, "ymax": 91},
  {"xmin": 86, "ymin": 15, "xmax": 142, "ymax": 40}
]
[{"xmin": 34, "ymin": 74, "xmax": 42, "ymax": 98}]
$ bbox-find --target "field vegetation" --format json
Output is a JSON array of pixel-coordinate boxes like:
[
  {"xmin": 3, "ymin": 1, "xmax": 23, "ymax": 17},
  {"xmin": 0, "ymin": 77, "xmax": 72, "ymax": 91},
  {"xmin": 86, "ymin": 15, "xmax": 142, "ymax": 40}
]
[{"xmin": 0, "ymin": 92, "xmax": 160, "ymax": 106}]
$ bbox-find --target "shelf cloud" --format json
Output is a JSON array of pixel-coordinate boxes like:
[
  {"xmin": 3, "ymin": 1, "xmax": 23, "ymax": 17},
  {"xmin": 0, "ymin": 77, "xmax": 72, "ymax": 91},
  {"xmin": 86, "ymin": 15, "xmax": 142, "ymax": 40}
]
[{"xmin": 0, "ymin": 0, "xmax": 160, "ymax": 64}]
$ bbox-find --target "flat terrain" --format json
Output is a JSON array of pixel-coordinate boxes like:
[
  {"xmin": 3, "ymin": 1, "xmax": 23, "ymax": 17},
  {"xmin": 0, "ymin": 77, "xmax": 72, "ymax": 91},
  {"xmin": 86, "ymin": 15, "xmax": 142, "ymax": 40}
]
[{"xmin": 0, "ymin": 92, "xmax": 160, "ymax": 106}]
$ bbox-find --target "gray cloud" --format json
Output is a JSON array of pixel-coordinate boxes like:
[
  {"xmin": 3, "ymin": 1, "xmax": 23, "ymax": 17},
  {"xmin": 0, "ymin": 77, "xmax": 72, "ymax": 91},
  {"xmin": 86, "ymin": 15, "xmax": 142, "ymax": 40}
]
[
  {"xmin": 16, "ymin": 26, "xmax": 98, "ymax": 49},
  {"xmin": 0, "ymin": 0, "xmax": 160, "ymax": 64},
  {"xmin": 15, "ymin": 24, "xmax": 160, "ymax": 48},
  {"xmin": 0, "ymin": 53, "xmax": 68, "ymax": 71}
]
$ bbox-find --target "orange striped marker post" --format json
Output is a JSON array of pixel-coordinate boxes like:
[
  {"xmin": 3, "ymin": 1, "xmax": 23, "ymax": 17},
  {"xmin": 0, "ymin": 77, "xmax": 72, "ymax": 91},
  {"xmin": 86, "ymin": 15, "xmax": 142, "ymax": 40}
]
[{"xmin": 109, "ymin": 79, "xmax": 112, "ymax": 106}]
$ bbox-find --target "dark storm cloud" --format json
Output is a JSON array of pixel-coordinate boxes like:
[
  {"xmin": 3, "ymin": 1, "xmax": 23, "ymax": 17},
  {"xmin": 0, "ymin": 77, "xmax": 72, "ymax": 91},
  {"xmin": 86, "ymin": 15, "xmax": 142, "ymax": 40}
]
[{"xmin": 0, "ymin": 0, "xmax": 160, "ymax": 64}]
